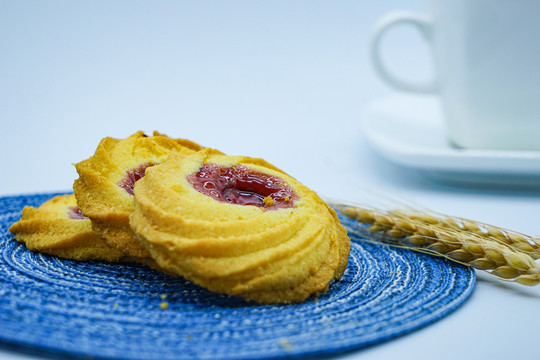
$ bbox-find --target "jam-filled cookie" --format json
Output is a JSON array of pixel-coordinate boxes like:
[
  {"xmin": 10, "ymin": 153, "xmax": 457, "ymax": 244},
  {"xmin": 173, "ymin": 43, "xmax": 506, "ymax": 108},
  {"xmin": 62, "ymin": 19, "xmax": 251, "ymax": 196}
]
[
  {"xmin": 130, "ymin": 150, "xmax": 350, "ymax": 304},
  {"xmin": 9, "ymin": 194, "xmax": 125, "ymax": 261},
  {"xmin": 73, "ymin": 131, "xmax": 206, "ymax": 258}
]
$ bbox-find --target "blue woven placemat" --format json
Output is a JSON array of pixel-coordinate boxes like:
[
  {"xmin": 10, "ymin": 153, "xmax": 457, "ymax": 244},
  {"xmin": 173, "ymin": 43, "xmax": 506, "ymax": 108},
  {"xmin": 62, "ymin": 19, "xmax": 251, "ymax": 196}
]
[{"xmin": 0, "ymin": 193, "xmax": 475, "ymax": 360}]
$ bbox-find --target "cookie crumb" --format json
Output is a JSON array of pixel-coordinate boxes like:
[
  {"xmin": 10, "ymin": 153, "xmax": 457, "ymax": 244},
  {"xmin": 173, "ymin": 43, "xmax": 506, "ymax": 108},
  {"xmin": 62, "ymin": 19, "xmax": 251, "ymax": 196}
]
[
  {"xmin": 263, "ymin": 196, "xmax": 275, "ymax": 207},
  {"xmin": 279, "ymin": 339, "xmax": 293, "ymax": 352}
]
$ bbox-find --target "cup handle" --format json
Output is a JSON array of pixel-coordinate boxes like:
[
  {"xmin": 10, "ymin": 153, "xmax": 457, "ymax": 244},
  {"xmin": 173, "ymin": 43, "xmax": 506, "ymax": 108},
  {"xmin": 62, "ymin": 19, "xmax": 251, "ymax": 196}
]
[{"xmin": 370, "ymin": 11, "xmax": 437, "ymax": 93}]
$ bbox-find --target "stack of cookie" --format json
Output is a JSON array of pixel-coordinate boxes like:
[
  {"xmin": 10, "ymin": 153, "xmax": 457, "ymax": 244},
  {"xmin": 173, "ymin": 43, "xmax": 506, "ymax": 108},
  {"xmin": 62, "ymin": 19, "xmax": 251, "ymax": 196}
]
[{"xmin": 10, "ymin": 132, "xmax": 350, "ymax": 304}]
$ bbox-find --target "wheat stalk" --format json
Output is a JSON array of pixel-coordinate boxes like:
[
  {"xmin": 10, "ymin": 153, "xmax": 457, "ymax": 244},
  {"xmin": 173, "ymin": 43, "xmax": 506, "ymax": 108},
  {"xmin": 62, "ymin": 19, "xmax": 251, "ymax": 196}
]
[{"xmin": 339, "ymin": 205, "xmax": 540, "ymax": 286}]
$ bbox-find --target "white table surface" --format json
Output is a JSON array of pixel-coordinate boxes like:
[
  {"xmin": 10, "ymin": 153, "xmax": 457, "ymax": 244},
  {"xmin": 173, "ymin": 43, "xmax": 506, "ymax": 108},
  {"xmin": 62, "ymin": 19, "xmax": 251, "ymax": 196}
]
[{"xmin": 1, "ymin": 1, "xmax": 539, "ymax": 360}]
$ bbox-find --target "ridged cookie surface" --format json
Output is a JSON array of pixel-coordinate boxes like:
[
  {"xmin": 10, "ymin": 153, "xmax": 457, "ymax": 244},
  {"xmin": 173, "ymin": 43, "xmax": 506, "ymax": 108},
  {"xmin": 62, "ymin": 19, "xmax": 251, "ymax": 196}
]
[
  {"xmin": 9, "ymin": 194, "xmax": 125, "ymax": 261},
  {"xmin": 73, "ymin": 131, "xmax": 205, "ymax": 258},
  {"xmin": 130, "ymin": 150, "xmax": 350, "ymax": 304}
]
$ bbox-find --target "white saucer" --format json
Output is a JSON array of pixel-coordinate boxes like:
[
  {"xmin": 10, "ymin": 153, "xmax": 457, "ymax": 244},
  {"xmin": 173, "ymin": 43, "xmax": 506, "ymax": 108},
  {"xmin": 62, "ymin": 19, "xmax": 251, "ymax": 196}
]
[{"xmin": 363, "ymin": 95, "xmax": 540, "ymax": 186}]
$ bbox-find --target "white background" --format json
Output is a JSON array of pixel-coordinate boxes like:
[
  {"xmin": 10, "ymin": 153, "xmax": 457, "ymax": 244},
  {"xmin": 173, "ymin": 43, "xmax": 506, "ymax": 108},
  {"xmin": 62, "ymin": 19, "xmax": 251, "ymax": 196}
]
[{"xmin": 1, "ymin": 1, "xmax": 539, "ymax": 360}]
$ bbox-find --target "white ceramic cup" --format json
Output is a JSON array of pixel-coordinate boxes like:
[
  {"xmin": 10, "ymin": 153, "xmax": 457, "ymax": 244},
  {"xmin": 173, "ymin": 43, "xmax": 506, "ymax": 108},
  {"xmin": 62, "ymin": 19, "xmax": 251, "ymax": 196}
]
[{"xmin": 371, "ymin": 0, "xmax": 540, "ymax": 151}]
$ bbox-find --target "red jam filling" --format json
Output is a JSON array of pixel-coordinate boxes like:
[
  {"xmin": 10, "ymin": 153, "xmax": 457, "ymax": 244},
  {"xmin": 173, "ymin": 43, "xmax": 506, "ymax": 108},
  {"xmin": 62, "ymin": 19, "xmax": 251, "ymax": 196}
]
[
  {"xmin": 187, "ymin": 163, "xmax": 297, "ymax": 210},
  {"xmin": 118, "ymin": 163, "xmax": 155, "ymax": 195},
  {"xmin": 68, "ymin": 206, "xmax": 87, "ymax": 220}
]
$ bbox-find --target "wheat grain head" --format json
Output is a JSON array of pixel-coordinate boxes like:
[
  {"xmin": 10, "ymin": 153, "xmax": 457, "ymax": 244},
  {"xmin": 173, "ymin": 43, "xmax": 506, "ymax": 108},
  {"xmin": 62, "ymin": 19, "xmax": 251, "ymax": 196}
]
[{"xmin": 339, "ymin": 206, "xmax": 540, "ymax": 286}]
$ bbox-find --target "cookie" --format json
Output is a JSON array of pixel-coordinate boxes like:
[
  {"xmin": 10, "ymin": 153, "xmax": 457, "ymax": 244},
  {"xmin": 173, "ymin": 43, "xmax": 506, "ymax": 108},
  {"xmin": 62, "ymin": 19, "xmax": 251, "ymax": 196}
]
[
  {"xmin": 73, "ymin": 131, "xmax": 207, "ymax": 258},
  {"xmin": 130, "ymin": 149, "xmax": 350, "ymax": 304},
  {"xmin": 8, "ymin": 194, "xmax": 125, "ymax": 261}
]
